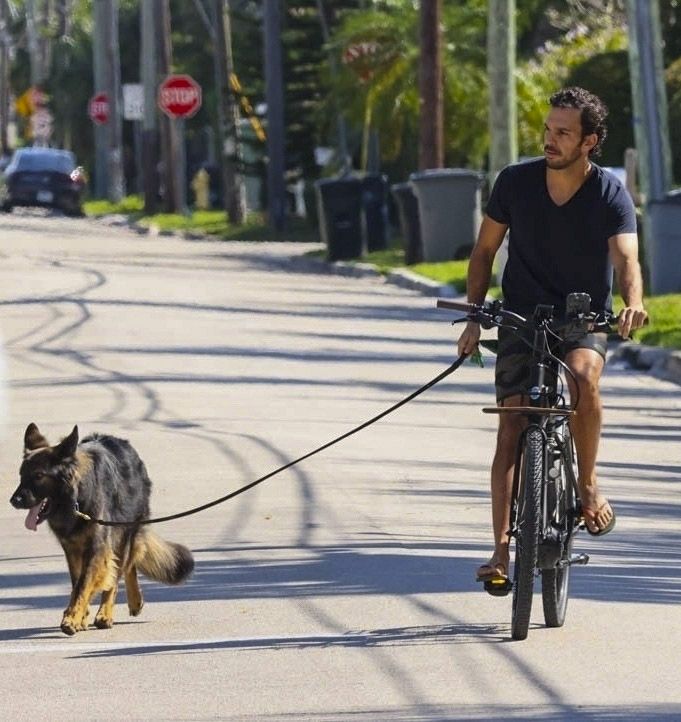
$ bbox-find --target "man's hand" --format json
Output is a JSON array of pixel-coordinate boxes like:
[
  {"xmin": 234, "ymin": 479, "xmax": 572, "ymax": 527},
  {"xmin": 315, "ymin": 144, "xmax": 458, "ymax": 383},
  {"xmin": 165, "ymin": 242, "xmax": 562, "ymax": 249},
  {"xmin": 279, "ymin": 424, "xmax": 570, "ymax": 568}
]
[
  {"xmin": 458, "ymin": 321, "xmax": 481, "ymax": 357},
  {"xmin": 617, "ymin": 304, "xmax": 648, "ymax": 339}
]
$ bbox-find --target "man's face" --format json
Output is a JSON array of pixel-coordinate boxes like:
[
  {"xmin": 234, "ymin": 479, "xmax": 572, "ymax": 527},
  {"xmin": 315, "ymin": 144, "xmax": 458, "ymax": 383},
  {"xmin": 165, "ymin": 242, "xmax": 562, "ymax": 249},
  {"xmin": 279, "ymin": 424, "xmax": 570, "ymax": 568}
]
[{"xmin": 543, "ymin": 107, "xmax": 596, "ymax": 170}]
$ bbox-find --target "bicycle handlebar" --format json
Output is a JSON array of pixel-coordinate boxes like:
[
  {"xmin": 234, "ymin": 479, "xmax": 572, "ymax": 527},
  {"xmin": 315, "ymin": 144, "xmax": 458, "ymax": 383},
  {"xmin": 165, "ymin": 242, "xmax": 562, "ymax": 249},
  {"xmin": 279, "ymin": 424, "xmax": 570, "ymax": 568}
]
[{"xmin": 436, "ymin": 298, "xmax": 618, "ymax": 333}]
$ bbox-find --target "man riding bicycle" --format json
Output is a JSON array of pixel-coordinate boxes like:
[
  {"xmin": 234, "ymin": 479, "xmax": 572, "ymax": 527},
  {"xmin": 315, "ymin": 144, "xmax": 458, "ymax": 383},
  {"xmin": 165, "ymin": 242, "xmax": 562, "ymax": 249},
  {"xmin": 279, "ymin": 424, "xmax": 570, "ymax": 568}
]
[{"xmin": 457, "ymin": 87, "xmax": 649, "ymax": 585}]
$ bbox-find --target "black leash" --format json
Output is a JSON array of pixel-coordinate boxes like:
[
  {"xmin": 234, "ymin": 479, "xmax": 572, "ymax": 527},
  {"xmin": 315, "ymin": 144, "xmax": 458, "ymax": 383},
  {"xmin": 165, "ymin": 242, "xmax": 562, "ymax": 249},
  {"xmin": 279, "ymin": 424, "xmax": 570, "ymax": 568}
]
[{"xmin": 75, "ymin": 354, "xmax": 468, "ymax": 527}]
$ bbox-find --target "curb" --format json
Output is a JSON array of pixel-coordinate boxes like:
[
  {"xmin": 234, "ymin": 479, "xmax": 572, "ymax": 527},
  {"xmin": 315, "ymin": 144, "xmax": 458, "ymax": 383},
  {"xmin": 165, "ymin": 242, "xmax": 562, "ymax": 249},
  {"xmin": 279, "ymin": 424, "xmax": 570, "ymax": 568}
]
[{"xmin": 611, "ymin": 341, "xmax": 681, "ymax": 386}]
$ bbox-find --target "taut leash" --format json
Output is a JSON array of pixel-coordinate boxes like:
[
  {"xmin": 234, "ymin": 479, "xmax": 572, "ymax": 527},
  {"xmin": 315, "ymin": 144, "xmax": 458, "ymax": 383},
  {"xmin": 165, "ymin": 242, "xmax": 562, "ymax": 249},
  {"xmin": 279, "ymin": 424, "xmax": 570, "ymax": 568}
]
[{"xmin": 75, "ymin": 354, "xmax": 468, "ymax": 527}]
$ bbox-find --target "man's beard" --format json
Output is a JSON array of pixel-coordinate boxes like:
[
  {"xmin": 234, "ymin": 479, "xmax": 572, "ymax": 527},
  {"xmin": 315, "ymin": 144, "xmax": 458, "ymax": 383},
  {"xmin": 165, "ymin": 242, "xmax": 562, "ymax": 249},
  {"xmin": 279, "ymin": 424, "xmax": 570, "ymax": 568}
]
[{"xmin": 544, "ymin": 145, "xmax": 584, "ymax": 170}]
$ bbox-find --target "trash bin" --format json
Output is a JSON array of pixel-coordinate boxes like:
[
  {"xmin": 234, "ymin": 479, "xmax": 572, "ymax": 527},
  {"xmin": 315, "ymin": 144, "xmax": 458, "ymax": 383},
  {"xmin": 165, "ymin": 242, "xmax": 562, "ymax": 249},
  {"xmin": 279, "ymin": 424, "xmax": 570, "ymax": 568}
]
[
  {"xmin": 409, "ymin": 168, "xmax": 484, "ymax": 262},
  {"xmin": 361, "ymin": 174, "xmax": 388, "ymax": 252},
  {"xmin": 315, "ymin": 177, "xmax": 364, "ymax": 261},
  {"xmin": 391, "ymin": 182, "xmax": 422, "ymax": 265},
  {"xmin": 646, "ymin": 190, "xmax": 681, "ymax": 294}
]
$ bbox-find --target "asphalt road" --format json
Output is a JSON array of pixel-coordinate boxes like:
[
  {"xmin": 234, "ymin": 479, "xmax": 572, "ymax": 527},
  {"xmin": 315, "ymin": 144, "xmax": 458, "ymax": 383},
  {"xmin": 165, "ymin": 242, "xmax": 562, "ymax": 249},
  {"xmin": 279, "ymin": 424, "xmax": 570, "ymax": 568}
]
[{"xmin": 0, "ymin": 210, "xmax": 680, "ymax": 721}]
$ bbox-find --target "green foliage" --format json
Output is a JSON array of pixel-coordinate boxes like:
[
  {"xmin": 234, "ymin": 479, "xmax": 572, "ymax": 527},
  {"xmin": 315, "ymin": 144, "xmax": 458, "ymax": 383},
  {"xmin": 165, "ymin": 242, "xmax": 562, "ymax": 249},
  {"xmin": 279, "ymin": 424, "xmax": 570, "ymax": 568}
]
[
  {"xmin": 84, "ymin": 195, "xmax": 144, "ymax": 216},
  {"xmin": 566, "ymin": 50, "xmax": 634, "ymax": 167},
  {"xmin": 666, "ymin": 57, "xmax": 681, "ymax": 183},
  {"xmin": 516, "ymin": 25, "xmax": 627, "ymax": 158},
  {"xmin": 325, "ymin": 0, "xmax": 488, "ymax": 177},
  {"xmin": 614, "ymin": 295, "xmax": 681, "ymax": 349}
]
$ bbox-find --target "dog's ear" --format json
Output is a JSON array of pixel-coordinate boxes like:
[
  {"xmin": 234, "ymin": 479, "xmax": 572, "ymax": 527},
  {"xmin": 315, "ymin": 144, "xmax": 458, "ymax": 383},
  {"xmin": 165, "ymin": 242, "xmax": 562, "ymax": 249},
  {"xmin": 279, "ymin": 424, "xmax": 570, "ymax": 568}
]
[
  {"xmin": 24, "ymin": 423, "xmax": 49, "ymax": 452},
  {"xmin": 54, "ymin": 425, "xmax": 79, "ymax": 459}
]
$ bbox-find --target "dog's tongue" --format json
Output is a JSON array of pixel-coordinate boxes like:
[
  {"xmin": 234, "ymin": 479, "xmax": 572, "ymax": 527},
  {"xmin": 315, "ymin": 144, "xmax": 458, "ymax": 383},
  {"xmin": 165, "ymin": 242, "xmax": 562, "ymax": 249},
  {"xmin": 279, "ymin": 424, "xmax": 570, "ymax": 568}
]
[{"xmin": 25, "ymin": 502, "xmax": 42, "ymax": 532}]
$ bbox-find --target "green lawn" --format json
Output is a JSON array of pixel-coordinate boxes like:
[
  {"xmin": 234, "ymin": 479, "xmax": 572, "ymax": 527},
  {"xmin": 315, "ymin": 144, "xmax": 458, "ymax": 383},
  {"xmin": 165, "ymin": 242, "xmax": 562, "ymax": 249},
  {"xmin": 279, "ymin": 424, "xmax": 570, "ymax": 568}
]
[{"xmin": 84, "ymin": 197, "xmax": 680, "ymax": 350}]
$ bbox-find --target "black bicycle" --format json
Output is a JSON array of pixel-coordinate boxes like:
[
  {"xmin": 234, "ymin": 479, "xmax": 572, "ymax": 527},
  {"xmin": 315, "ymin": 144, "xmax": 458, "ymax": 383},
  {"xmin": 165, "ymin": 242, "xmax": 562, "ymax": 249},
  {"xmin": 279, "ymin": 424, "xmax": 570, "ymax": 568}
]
[{"xmin": 437, "ymin": 292, "xmax": 616, "ymax": 640}]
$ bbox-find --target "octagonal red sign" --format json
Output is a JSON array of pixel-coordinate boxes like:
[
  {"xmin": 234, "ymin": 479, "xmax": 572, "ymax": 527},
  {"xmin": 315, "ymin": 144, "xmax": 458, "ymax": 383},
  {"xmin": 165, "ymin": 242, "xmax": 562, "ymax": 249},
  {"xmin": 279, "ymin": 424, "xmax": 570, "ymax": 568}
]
[
  {"xmin": 88, "ymin": 92, "xmax": 110, "ymax": 125},
  {"xmin": 158, "ymin": 74, "xmax": 202, "ymax": 119}
]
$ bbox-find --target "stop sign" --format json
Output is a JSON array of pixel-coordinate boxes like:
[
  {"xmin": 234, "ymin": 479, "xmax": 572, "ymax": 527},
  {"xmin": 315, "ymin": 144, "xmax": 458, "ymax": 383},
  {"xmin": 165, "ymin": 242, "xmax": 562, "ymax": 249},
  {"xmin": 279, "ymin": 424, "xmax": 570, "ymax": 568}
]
[
  {"xmin": 88, "ymin": 92, "xmax": 110, "ymax": 125},
  {"xmin": 158, "ymin": 74, "xmax": 202, "ymax": 119}
]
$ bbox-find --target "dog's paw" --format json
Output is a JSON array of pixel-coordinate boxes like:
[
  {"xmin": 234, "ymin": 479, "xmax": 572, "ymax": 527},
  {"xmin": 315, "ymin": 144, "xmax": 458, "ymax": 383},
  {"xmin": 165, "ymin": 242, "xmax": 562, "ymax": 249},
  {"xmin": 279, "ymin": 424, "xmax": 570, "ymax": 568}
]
[
  {"xmin": 94, "ymin": 614, "xmax": 113, "ymax": 629},
  {"xmin": 60, "ymin": 616, "xmax": 79, "ymax": 636},
  {"xmin": 128, "ymin": 599, "xmax": 144, "ymax": 617}
]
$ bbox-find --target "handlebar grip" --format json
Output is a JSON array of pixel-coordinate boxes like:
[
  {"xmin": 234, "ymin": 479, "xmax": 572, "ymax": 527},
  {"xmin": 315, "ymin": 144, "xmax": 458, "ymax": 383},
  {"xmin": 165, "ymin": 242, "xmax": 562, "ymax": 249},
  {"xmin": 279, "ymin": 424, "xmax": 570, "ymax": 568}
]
[{"xmin": 436, "ymin": 299, "xmax": 477, "ymax": 313}]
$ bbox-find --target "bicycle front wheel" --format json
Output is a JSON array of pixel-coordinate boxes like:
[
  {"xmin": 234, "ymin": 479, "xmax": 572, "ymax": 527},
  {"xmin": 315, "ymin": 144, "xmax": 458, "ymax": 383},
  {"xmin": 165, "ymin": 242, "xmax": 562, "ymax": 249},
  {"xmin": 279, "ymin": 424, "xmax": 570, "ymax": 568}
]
[
  {"xmin": 542, "ymin": 428, "xmax": 577, "ymax": 627},
  {"xmin": 511, "ymin": 427, "xmax": 543, "ymax": 641}
]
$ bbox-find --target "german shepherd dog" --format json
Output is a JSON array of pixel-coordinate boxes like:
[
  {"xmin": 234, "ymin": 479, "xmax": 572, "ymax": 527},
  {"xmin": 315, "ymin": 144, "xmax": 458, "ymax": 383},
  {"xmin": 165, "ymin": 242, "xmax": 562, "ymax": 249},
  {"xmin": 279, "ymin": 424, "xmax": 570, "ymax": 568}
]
[{"xmin": 9, "ymin": 423, "xmax": 194, "ymax": 635}]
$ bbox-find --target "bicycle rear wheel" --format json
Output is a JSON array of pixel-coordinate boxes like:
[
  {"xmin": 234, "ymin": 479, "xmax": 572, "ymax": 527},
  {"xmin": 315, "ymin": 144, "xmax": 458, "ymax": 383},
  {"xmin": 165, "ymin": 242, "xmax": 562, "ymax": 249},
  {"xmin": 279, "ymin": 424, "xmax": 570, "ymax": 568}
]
[
  {"xmin": 511, "ymin": 427, "xmax": 543, "ymax": 641},
  {"xmin": 542, "ymin": 428, "xmax": 577, "ymax": 627}
]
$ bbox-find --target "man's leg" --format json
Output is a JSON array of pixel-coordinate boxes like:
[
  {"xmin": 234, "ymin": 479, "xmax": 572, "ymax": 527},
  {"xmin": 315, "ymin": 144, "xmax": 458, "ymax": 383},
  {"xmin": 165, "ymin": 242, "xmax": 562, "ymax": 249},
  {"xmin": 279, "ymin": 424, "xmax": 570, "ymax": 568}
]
[
  {"xmin": 478, "ymin": 394, "xmax": 524, "ymax": 578},
  {"xmin": 565, "ymin": 347, "xmax": 613, "ymax": 532}
]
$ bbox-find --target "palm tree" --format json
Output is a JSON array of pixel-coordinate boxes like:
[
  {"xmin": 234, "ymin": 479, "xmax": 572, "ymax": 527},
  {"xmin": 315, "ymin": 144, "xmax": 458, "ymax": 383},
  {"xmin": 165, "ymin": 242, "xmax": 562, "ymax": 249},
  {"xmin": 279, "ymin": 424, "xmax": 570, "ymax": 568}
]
[{"xmin": 325, "ymin": 0, "xmax": 488, "ymax": 173}]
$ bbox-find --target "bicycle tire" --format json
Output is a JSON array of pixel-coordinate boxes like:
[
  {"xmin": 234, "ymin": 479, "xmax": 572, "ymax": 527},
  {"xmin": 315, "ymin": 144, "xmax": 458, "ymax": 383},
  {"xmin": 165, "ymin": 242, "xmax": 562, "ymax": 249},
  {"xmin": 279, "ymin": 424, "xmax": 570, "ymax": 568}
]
[
  {"xmin": 511, "ymin": 426, "xmax": 543, "ymax": 641},
  {"xmin": 541, "ymin": 427, "xmax": 575, "ymax": 627}
]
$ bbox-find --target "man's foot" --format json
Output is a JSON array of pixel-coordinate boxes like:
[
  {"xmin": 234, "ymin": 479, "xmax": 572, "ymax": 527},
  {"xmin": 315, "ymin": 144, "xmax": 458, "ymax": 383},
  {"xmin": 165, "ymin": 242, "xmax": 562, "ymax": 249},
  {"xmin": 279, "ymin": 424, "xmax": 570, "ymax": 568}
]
[
  {"xmin": 476, "ymin": 557, "xmax": 508, "ymax": 582},
  {"xmin": 582, "ymin": 499, "xmax": 616, "ymax": 536}
]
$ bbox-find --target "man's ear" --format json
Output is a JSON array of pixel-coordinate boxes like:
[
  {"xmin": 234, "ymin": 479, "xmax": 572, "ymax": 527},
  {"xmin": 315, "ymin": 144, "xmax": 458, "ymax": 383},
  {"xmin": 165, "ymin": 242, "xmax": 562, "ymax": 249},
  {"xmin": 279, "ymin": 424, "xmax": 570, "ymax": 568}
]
[
  {"xmin": 582, "ymin": 132, "xmax": 598, "ymax": 154},
  {"xmin": 54, "ymin": 426, "xmax": 79, "ymax": 459},
  {"xmin": 24, "ymin": 423, "xmax": 49, "ymax": 452}
]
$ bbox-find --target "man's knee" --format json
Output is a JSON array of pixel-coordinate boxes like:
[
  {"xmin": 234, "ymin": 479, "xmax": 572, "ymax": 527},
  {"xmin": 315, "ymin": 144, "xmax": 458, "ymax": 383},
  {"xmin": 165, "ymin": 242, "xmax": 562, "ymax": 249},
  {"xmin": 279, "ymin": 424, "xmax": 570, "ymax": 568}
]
[{"xmin": 566, "ymin": 351, "xmax": 604, "ymax": 396}]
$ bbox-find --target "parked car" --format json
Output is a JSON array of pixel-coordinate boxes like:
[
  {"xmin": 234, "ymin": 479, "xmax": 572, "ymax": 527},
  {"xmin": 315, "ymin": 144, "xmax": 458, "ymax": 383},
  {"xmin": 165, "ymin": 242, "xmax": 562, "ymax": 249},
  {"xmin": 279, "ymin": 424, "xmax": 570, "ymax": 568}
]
[{"xmin": 0, "ymin": 147, "xmax": 87, "ymax": 216}]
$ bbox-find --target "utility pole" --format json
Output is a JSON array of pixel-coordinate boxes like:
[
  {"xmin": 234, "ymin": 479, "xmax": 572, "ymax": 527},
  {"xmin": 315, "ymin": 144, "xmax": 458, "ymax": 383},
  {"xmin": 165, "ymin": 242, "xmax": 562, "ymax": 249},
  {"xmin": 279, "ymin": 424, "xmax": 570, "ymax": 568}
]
[
  {"xmin": 316, "ymin": 0, "xmax": 349, "ymax": 173},
  {"xmin": 626, "ymin": 0, "xmax": 680, "ymax": 293},
  {"xmin": 418, "ymin": 0, "xmax": 443, "ymax": 170},
  {"xmin": 103, "ymin": 0, "xmax": 124, "ymax": 202},
  {"xmin": 0, "ymin": 0, "xmax": 10, "ymax": 152},
  {"xmin": 92, "ymin": 0, "xmax": 108, "ymax": 198},
  {"xmin": 141, "ymin": 0, "xmax": 159, "ymax": 213},
  {"xmin": 212, "ymin": 0, "xmax": 245, "ymax": 224},
  {"xmin": 263, "ymin": 0, "xmax": 286, "ymax": 231},
  {"xmin": 487, "ymin": 0, "xmax": 517, "ymax": 180},
  {"xmin": 156, "ymin": 0, "xmax": 180, "ymax": 212}
]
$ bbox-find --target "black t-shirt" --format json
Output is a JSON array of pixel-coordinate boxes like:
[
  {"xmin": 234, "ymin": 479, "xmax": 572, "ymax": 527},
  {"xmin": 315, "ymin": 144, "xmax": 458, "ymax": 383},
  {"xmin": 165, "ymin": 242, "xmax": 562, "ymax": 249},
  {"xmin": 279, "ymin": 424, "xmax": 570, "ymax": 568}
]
[{"xmin": 486, "ymin": 158, "xmax": 637, "ymax": 315}]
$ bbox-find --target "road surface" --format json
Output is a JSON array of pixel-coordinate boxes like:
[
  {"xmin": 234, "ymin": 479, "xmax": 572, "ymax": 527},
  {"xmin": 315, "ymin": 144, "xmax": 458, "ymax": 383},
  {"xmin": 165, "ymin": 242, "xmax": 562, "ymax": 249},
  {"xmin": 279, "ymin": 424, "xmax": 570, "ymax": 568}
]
[{"xmin": 0, "ymin": 210, "xmax": 680, "ymax": 720}]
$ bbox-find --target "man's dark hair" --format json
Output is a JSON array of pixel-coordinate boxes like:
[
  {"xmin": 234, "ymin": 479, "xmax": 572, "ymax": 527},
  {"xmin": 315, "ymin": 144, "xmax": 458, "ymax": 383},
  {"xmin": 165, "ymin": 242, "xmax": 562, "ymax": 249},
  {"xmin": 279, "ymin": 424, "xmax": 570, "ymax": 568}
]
[{"xmin": 549, "ymin": 86, "xmax": 608, "ymax": 157}]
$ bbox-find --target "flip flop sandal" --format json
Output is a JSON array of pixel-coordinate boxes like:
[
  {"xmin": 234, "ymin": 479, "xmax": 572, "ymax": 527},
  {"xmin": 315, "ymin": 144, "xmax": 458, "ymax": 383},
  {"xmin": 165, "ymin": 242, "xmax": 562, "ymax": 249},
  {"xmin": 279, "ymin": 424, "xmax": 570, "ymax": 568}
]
[
  {"xmin": 475, "ymin": 561, "xmax": 507, "ymax": 582},
  {"xmin": 582, "ymin": 503, "xmax": 616, "ymax": 536}
]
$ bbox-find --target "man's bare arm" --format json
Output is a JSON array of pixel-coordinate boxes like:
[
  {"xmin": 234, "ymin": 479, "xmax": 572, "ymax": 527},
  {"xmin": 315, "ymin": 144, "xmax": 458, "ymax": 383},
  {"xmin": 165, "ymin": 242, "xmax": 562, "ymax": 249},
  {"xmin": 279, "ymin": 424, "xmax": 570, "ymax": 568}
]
[
  {"xmin": 457, "ymin": 215, "xmax": 508, "ymax": 355},
  {"xmin": 608, "ymin": 232, "xmax": 648, "ymax": 338}
]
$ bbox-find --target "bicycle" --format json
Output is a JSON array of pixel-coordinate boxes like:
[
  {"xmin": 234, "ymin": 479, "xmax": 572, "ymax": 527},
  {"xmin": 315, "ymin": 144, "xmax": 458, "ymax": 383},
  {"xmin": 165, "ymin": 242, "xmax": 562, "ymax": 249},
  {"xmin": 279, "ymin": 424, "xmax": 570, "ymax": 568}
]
[{"xmin": 437, "ymin": 292, "xmax": 616, "ymax": 640}]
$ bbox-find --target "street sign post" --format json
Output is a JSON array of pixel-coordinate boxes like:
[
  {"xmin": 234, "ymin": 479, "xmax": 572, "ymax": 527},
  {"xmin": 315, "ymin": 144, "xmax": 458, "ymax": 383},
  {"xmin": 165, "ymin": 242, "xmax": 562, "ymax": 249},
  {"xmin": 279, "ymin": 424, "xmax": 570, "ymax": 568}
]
[
  {"xmin": 88, "ymin": 92, "xmax": 110, "ymax": 125},
  {"xmin": 157, "ymin": 74, "xmax": 202, "ymax": 119},
  {"xmin": 122, "ymin": 83, "xmax": 144, "ymax": 121},
  {"xmin": 157, "ymin": 75, "xmax": 202, "ymax": 215}
]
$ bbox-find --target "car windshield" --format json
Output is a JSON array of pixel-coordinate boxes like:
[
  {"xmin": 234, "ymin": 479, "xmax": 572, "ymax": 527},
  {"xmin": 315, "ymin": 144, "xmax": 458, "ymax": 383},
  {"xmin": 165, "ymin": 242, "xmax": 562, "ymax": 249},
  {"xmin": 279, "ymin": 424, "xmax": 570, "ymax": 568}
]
[{"xmin": 12, "ymin": 150, "xmax": 76, "ymax": 174}]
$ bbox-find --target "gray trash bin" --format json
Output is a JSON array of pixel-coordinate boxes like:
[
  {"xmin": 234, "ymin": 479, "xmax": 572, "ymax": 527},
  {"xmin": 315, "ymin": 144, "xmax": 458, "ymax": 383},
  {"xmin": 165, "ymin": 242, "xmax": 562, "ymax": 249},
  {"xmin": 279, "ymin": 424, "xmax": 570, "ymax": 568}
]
[
  {"xmin": 391, "ymin": 182, "xmax": 422, "ymax": 265},
  {"xmin": 315, "ymin": 177, "xmax": 364, "ymax": 261},
  {"xmin": 646, "ymin": 190, "xmax": 681, "ymax": 294},
  {"xmin": 409, "ymin": 168, "xmax": 484, "ymax": 262}
]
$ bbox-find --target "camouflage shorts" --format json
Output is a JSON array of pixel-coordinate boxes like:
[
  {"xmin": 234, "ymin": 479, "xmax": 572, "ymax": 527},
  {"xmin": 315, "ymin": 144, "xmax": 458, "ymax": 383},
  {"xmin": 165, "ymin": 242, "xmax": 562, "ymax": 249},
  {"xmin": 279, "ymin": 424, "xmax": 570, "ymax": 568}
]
[{"xmin": 495, "ymin": 325, "xmax": 607, "ymax": 403}]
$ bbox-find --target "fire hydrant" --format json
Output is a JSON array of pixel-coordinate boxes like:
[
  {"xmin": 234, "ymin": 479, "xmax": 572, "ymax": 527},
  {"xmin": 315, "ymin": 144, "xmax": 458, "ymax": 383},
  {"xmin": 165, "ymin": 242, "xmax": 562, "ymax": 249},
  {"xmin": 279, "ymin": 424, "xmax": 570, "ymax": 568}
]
[{"xmin": 191, "ymin": 168, "xmax": 210, "ymax": 210}]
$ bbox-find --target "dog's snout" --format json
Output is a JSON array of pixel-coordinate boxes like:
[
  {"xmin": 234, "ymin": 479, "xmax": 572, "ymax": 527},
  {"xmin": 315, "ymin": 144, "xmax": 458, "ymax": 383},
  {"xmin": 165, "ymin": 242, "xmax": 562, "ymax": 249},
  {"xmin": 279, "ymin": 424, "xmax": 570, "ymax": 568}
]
[{"xmin": 10, "ymin": 488, "xmax": 26, "ymax": 508}]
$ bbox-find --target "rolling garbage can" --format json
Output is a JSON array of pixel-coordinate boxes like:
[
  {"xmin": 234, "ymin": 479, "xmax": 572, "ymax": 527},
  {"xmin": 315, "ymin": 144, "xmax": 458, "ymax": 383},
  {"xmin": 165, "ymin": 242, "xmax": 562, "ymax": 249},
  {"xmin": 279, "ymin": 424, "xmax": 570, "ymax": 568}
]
[
  {"xmin": 646, "ymin": 190, "xmax": 681, "ymax": 294},
  {"xmin": 410, "ymin": 168, "xmax": 484, "ymax": 262},
  {"xmin": 315, "ymin": 177, "xmax": 364, "ymax": 261},
  {"xmin": 361, "ymin": 174, "xmax": 389, "ymax": 252},
  {"xmin": 391, "ymin": 182, "xmax": 422, "ymax": 265}
]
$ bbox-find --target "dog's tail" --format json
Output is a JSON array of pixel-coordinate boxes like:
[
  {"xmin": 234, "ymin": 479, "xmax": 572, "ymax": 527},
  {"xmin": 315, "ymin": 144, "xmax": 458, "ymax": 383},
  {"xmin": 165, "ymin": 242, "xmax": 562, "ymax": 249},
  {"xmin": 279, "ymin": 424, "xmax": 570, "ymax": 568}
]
[{"xmin": 134, "ymin": 530, "xmax": 194, "ymax": 585}]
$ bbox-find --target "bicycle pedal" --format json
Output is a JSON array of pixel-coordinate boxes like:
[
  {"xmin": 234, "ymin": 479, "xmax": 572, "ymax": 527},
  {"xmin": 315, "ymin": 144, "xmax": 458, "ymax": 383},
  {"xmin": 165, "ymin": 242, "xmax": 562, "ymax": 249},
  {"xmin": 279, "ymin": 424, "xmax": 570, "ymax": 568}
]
[
  {"xmin": 569, "ymin": 553, "xmax": 590, "ymax": 566},
  {"xmin": 483, "ymin": 578, "xmax": 512, "ymax": 597}
]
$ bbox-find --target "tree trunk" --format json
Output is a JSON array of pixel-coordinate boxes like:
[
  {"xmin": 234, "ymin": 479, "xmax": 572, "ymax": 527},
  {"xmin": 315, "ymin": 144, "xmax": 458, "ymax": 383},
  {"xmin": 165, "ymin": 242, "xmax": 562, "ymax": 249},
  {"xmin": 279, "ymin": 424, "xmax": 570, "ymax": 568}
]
[
  {"xmin": 0, "ymin": 0, "xmax": 10, "ymax": 152},
  {"xmin": 212, "ymin": 0, "xmax": 245, "ymax": 224},
  {"xmin": 156, "ymin": 0, "xmax": 180, "ymax": 213},
  {"xmin": 418, "ymin": 0, "xmax": 443, "ymax": 170}
]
